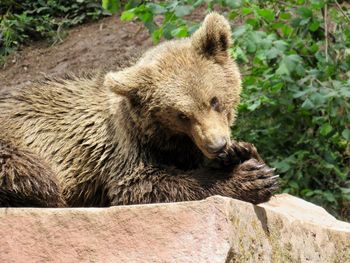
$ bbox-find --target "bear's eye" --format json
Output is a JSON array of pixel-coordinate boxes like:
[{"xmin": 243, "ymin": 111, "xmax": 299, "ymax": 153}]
[
  {"xmin": 210, "ymin": 97, "xmax": 220, "ymax": 111},
  {"xmin": 178, "ymin": 113, "xmax": 189, "ymax": 122}
]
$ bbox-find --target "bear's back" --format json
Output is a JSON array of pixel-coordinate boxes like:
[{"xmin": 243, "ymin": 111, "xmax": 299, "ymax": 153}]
[{"xmin": 0, "ymin": 74, "xmax": 126, "ymax": 206}]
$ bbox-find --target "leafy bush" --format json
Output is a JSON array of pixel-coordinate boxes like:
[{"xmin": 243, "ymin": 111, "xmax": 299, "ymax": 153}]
[
  {"xmin": 0, "ymin": 0, "xmax": 107, "ymax": 63},
  {"xmin": 104, "ymin": 0, "xmax": 350, "ymax": 220},
  {"xmin": 230, "ymin": 0, "xmax": 350, "ymax": 219}
]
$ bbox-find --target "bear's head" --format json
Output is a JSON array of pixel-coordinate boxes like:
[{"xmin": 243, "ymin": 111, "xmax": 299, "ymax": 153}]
[{"xmin": 105, "ymin": 12, "xmax": 241, "ymax": 159}]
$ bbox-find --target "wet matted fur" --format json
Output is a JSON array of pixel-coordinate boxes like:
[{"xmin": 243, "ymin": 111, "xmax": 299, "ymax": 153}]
[{"xmin": 0, "ymin": 134, "xmax": 65, "ymax": 207}]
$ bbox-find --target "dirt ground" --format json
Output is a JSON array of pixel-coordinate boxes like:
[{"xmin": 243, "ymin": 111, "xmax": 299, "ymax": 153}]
[
  {"xmin": 0, "ymin": 15, "xmax": 152, "ymax": 90},
  {"xmin": 0, "ymin": 6, "xmax": 211, "ymax": 90}
]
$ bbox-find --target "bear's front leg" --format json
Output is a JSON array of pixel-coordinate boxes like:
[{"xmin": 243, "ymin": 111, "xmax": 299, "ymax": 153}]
[{"xmin": 109, "ymin": 159, "xmax": 278, "ymax": 206}]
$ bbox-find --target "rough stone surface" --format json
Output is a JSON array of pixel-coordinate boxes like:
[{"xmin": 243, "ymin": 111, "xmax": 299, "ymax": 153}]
[{"xmin": 0, "ymin": 194, "xmax": 349, "ymax": 263}]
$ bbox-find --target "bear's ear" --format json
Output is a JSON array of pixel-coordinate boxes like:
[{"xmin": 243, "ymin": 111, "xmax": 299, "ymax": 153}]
[
  {"xmin": 104, "ymin": 66, "xmax": 151, "ymax": 97},
  {"xmin": 191, "ymin": 12, "xmax": 231, "ymax": 64}
]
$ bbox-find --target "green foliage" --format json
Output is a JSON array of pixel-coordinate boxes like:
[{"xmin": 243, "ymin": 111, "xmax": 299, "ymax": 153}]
[
  {"xmin": 103, "ymin": 0, "xmax": 202, "ymax": 43},
  {"xmin": 229, "ymin": 0, "xmax": 350, "ymax": 219},
  {"xmin": 0, "ymin": 0, "xmax": 107, "ymax": 63},
  {"xmin": 104, "ymin": 0, "xmax": 350, "ymax": 219}
]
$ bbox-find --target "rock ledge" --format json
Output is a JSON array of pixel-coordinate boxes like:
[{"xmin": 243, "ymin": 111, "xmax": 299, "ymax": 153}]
[{"xmin": 0, "ymin": 194, "xmax": 349, "ymax": 263}]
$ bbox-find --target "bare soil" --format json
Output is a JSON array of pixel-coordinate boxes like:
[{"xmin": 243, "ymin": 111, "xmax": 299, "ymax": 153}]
[{"xmin": 0, "ymin": 15, "xmax": 152, "ymax": 90}]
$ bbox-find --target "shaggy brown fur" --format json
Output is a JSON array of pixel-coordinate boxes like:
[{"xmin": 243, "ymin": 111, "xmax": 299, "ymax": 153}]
[
  {"xmin": 0, "ymin": 132, "xmax": 65, "ymax": 207},
  {"xmin": 0, "ymin": 13, "xmax": 278, "ymax": 207}
]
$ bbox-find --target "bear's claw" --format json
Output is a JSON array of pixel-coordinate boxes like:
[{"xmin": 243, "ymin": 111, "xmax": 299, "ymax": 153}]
[{"xmin": 232, "ymin": 158, "xmax": 279, "ymax": 204}]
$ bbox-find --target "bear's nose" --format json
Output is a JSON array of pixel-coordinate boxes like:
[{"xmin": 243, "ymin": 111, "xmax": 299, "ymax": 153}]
[{"xmin": 207, "ymin": 138, "xmax": 227, "ymax": 154}]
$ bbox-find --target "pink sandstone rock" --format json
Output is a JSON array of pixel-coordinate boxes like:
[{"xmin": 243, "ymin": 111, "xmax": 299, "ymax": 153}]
[{"xmin": 0, "ymin": 194, "xmax": 349, "ymax": 262}]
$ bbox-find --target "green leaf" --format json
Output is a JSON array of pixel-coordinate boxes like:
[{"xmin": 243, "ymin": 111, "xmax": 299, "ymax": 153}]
[
  {"xmin": 193, "ymin": 0, "xmax": 205, "ymax": 8},
  {"xmin": 310, "ymin": 93, "xmax": 326, "ymax": 107},
  {"xmin": 246, "ymin": 18, "xmax": 259, "ymax": 27},
  {"xmin": 148, "ymin": 3, "xmax": 167, "ymax": 14},
  {"xmin": 323, "ymin": 191, "xmax": 336, "ymax": 203},
  {"xmin": 342, "ymin": 193, "xmax": 350, "ymax": 201},
  {"xmin": 274, "ymin": 40, "xmax": 288, "ymax": 52},
  {"xmin": 309, "ymin": 21, "xmax": 320, "ymax": 32},
  {"xmin": 256, "ymin": 8, "xmax": 275, "ymax": 22},
  {"xmin": 298, "ymin": 7, "xmax": 313, "ymax": 18},
  {"xmin": 233, "ymin": 47, "xmax": 248, "ymax": 62},
  {"xmin": 266, "ymin": 47, "xmax": 280, "ymax": 60},
  {"xmin": 304, "ymin": 190, "xmax": 315, "ymax": 197},
  {"xmin": 309, "ymin": 43, "xmax": 319, "ymax": 53},
  {"xmin": 228, "ymin": 10, "xmax": 239, "ymax": 20},
  {"xmin": 319, "ymin": 123, "xmax": 333, "ymax": 136},
  {"xmin": 247, "ymin": 100, "xmax": 261, "ymax": 111},
  {"xmin": 120, "ymin": 10, "xmax": 135, "ymax": 21},
  {"xmin": 341, "ymin": 187, "xmax": 350, "ymax": 195},
  {"xmin": 271, "ymin": 83, "xmax": 284, "ymax": 92},
  {"xmin": 281, "ymin": 24, "xmax": 293, "ymax": 36},
  {"xmin": 152, "ymin": 28, "xmax": 163, "ymax": 44},
  {"xmin": 277, "ymin": 54, "xmax": 303, "ymax": 76},
  {"xmin": 102, "ymin": 0, "xmax": 120, "ymax": 13},
  {"xmin": 301, "ymin": 98, "xmax": 315, "ymax": 109},
  {"xmin": 280, "ymin": 12, "xmax": 291, "ymax": 20},
  {"xmin": 342, "ymin": 129, "xmax": 350, "ymax": 140},
  {"xmin": 311, "ymin": 0, "xmax": 325, "ymax": 9},
  {"xmin": 299, "ymin": 18, "xmax": 311, "ymax": 26},
  {"xmin": 340, "ymin": 86, "xmax": 350, "ymax": 98},
  {"xmin": 289, "ymin": 180, "xmax": 299, "ymax": 189},
  {"xmin": 174, "ymin": 5, "xmax": 193, "ymax": 17},
  {"xmin": 171, "ymin": 25, "xmax": 189, "ymax": 38},
  {"xmin": 144, "ymin": 20, "xmax": 158, "ymax": 33},
  {"xmin": 241, "ymin": 7, "xmax": 253, "ymax": 15},
  {"xmin": 188, "ymin": 24, "xmax": 200, "ymax": 34},
  {"xmin": 232, "ymin": 25, "xmax": 249, "ymax": 38},
  {"xmin": 226, "ymin": 0, "xmax": 243, "ymax": 8},
  {"xmin": 293, "ymin": 89, "xmax": 309, "ymax": 98},
  {"xmin": 276, "ymin": 61, "xmax": 290, "ymax": 76},
  {"xmin": 271, "ymin": 160, "xmax": 291, "ymax": 173}
]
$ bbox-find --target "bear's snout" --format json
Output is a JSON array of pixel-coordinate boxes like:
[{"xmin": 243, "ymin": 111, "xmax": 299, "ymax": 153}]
[{"xmin": 206, "ymin": 137, "xmax": 227, "ymax": 154}]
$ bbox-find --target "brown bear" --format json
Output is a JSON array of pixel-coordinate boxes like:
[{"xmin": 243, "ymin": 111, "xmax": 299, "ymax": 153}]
[{"xmin": 0, "ymin": 13, "xmax": 278, "ymax": 207}]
